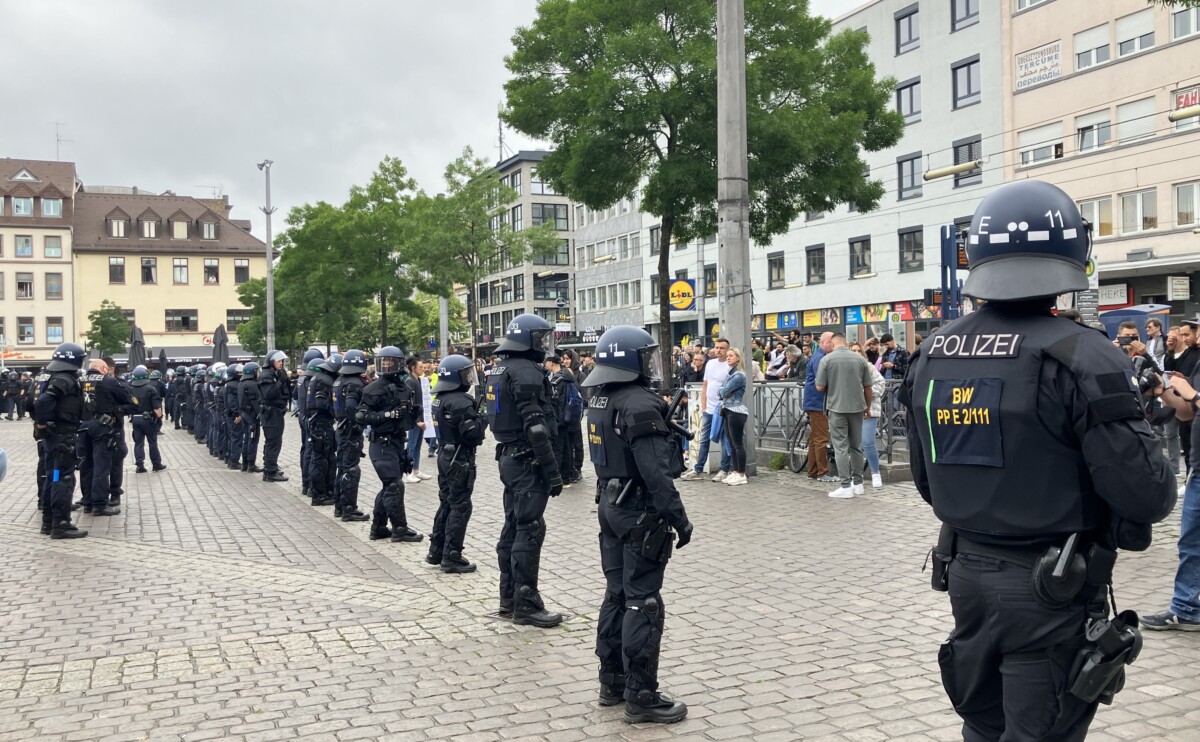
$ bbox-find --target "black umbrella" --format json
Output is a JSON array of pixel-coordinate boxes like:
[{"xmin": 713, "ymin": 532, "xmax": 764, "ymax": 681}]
[
  {"xmin": 212, "ymin": 324, "xmax": 230, "ymax": 364},
  {"xmin": 159, "ymin": 348, "xmax": 169, "ymax": 372},
  {"xmin": 129, "ymin": 326, "xmax": 147, "ymax": 369}
]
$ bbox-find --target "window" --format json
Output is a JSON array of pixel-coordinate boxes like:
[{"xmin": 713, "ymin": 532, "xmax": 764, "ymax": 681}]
[
  {"xmin": 619, "ymin": 236, "xmax": 629, "ymax": 260},
  {"xmin": 1120, "ymin": 189, "xmax": 1157, "ymax": 234},
  {"xmin": 534, "ymin": 276, "xmax": 567, "ymax": 300},
  {"xmin": 110, "ymin": 218, "xmax": 127, "ymax": 238},
  {"xmin": 12, "ymin": 197, "xmax": 33, "ymax": 216},
  {"xmin": 201, "ymin": 221, "xmax": 217, "ymax": 240},
  {"xmin": 1074, "ymin": 25, "xmax": 1110, "ymax": 70},
  {"xmin": 619, "ymin": 282, "xmax": 629, "ymax": 306},
  {"xmin": 173, "ymin": 258, "xmax": 189, "ymax": 284},
  {"xmin": 1176, "ymin": 87, "xmax": 1200, "ymax": 132},
  {"xmin": 1116, "ymin": 10, "xmax": 1154, "ymax": 57},
  {"xmin": 649, "ymin": 226, "xmax": 661, "ymax": 255},
  {"xmin": 233, "ymin": 259, "xmax": 249, "ymax": 284},
  {"xmin": 574, "ymin": 205, "xmax": 585, "ymax": 228},
  {"xmin": 1077, "ymin": 197, "xmax": 1113, "ymax": 237},
  {"xmin": 204, "ymin": 258, "xmax": 219, "ymax": 284},
  {"xmin": 952, "ymin": 136, "xmax": 982, "ymax": 187},
  {"xmin": 609, "ymin": 285, "xmax": 619, "ymax": 307},
  {"xmin": 534, "ymin": 240, "xmax": 570, "ymax": 265},
  {"xmin": 806, "ymin": 244, "xmax": 826, "ymax": 285},
  {"xmin": 535, "ymin": 308, "xmax": 557, "ymax": 325},
  {"xmin": 630, "ymin": 233, "xmax": 641, "ymax": 259},
  {"xmin": 479, "ymin": 282, "xmax": 490, "ymax": 308},
  {"xmin": 16, "ymin": 272, "xmax": 34, "ymax": 299},
  {"xmin": 952, "ymin": 57, "xmax": 981, "ymax": 108},
  {"xmin": 15, "ymin": 235, "xmax": 33, "ymax": 257},
  {"xmin": 44, "ymin": 235, "xmax": 62, "ymax": 258},
  {"xmin": 897, "ymin": 78, "xmax": 921, "ymax": 123},
  {"xmin": 0, "ymin": 273, "xmax": 3, "ymax": 298},
  {"xmin": 42, "ymin": 198, "xmax": 62, "ymax": 217},
  {"xmin": 172, "ymin": 220, "xmax": 188, "ymax": 239},
  {"xmin": 952, "ymin": 0, "xmax": 978, "ymax": 31},
  {"xmin": 575, "ymin": 245, "xmax": 585, "ymax": 267},
  {"xmin": 513, "ymin": 274, "xmax": 525, "ymax": 301},
  {"xmin": 675, "ymin": 269, "xmax": 688, "ymax": 281},
  {"xmin": 768, "ymin": 252, "xmax": 785, "ymax": 289},
  {"xmin": 704, "ymin": 264, "xmax": 717, "ymax": 297},
  {"xmin": 1175, "ymin": 8, "xmax": 1200, "ymax": 40},
  {"xmin": 509, "ymin": 171, "xmax": 522, "ymax": 194},
  {"xmin": 577, "ymin": 290, "xmax": 587, "ymax": 311},
  {"xmin": 45, "ymin": 273, "xmax": 63, "ymax": 300},
  {"xmin": 1175, "ymin": 182, "xmax": 1199, "ymax": 228},
  {"xmin": 899, "ymin": 228, "xmax": 924, "ymax": 272},
  {"xmin": 17, "ymin": 318, "xmax": 34, "ymax": 344},
  {"xmin": 226, "ymin": 310, "xmax": 251, "ymax": 331},
  {"xmin": 1116, "ymin": 98, "xmax": 1155, "ymax": 144},
  {"xmin": 649, "ymin": 278, "xmax": 659, "ymax": 303},
  {"xmin": 805, "ymin": 211, "xmax": 825, "ymax": 222},
  {"xmin": 141, "ymin": 257, "xmax": 158, "ymax": 284},
  {"xmin": 510, "ymin": 204, "xmax": 523, "ymax": 231},
  {"xmin": 598, "ymin": 286, "xmax": 608, "ymax": 309},
  {"xmin": 140, "ymin": 218, "xmax": 158, "ymax": 238},
  {"xmin": 122, "ymin": 309, "xmax": 136, "ymax": 329},
  {"xmin": 531, "ymin": 203, "xmax": 569, "ymax": 230},
  {"xmin": 898, "ymin": 154, "xmax": 922, "ymax": 200},
  {"xmin": 632, "ymin": 279, "xmax": 642, "ymax": 305},
  {"xmin": 1016, "ymin": 0, "xmax": 1048, "ymax": 9},
  {"xmin": 850, "ymin": 237, "xmax": 873, "ymax": 278},
  {"xmin": 1018, "ymin": 123, "xmax": 1063, "ymax": 165},
  {"xmin": 46, "ymin": 318, "xmax": 63, "ymax": 345},
  {"xmin": 530, "ymin": 169, "xmax": 555, "ymax": 195},
  {"xmin": 896, "ymin": 6, "xmax": 919, "ymax": 55},
  {"xmin": 164, "ymin": 309, "xmax": 198, "ymax": 332},
  {"xmin": 585, "ymin": 243, "xmax": 595, "ymax": 262},
  {"xmin": 109, "ymin": 257, "xmax": 125, "ymax": 283},
  {"xmin": 1075, "ymin": 111, "xmax": 1111, "ymax": 153}
]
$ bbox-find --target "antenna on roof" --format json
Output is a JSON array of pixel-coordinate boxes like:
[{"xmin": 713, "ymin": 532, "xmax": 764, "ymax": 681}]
[
  {"xmin": 194, "ymin": 185, "xmax": 224, "ymax": 198},
  {"xmin": 49, "ymin": 122, "xmax": 73, "ymax": 160},
  {"xmin": 497, "ymin": 104, "xmax": 514, "ymax": 161}
]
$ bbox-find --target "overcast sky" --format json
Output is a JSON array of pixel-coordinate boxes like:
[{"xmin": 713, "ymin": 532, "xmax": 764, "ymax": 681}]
[{"xmin": 2, "ymin": 0, "xmax": 849, "ymax": 239}]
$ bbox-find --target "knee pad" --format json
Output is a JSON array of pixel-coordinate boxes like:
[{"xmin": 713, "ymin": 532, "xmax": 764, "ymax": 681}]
[
  {"xmin": 628, "ymin": 595, "xmax": 665, "ymax": 629},
  {"xmin": 528, "ymin": 517, "xmax": 546, "ymax": 545}
]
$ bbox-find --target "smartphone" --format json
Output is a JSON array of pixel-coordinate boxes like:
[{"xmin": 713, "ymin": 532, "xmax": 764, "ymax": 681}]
[{"xmin": 1118, "ymin": 336, "xmax": 1135, "ymax": 346}]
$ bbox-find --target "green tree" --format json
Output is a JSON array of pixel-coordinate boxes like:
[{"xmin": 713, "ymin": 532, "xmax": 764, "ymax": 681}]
[
  {"xmin": 394, "ymin": 292, "xmax": 469, "ymax": 355},
  {"xmin": 1150, "ymin": 1, "xmax": 1199, "ymax": 8},
  {"xmin": 340, "ymin": 301, "xmax": 384, "ymax": 354},
  {"xmin": 82, "ymin": 299, "xmax": 128, "ymax": 356},
  {"xmin": 503, "ymin": 0, "xmax": 903, "ymax": 370}
]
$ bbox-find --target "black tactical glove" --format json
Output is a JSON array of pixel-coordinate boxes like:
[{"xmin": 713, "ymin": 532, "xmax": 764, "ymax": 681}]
[
  {"xmin": 402, "ymin": 455, "xmax": 414, "ymax": 475},
  {"xmin": 547, "ymin": 472, "xmax": 564, "ymax": 498},
  {"xmin": 675, "ymin": 522, "xmax": 693, "ymax": 549},
  {"xmin": 1110, "ymin": 518, "xmax": 1153, "ymax": 552}
]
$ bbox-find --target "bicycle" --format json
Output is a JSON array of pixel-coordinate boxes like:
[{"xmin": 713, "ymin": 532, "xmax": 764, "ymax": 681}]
[{"xmin": 787, "ymin": 410, "xmax": 810, "ymax": 474}]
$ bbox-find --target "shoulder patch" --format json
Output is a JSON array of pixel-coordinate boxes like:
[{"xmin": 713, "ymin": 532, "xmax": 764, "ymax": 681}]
[
  {"xmin": 589, "ymin": 396, "xmax": 609, "ymax": 409},
  {"xmin": 489, "ymin": 367, "xmax": 506, "ymax": 376}
]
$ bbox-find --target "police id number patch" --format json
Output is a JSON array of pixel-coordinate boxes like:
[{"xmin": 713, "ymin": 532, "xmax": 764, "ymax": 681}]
[
  {"xmin": 924, "ymin": 378, "xmax": 1003, "ymax": 467},
  {"xmin": 588, "ymin": 421, "xmax": 606, "ymax": 466}
]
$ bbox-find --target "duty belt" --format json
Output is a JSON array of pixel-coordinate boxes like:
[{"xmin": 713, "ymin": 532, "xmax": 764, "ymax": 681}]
[
  {"xmin": 497, "ymin": 443, "xmax": 532, "ymax": 458},
  {"xmin": 951, "ymin": 533, "xmax": 1043, "ymax": 569}
]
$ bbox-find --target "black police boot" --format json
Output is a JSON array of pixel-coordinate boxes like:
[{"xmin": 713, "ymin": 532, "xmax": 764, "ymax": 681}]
[
  {"xmin": 108, "ymin": 495, "xmax": 121, "ymax": 507},
  {"xmin": 390, "ymin": 528, "xmax": 424, "ymax": 543},
  {"xmin": 310, "ymin": 497, "xmax": 333, "ymax": 507},
  {"xmin": 83, "ymin": 505, "xmax": 93, "ymax": 514},
  {"xmin": 440, "ymin": 552, "xmax": 476, "ymax": 574},
  {"xmin": 241, "ymin": 462, "xmax": 249, "ymax": 472},
  {"xmin": 72, "ymin": 500, "xmax": 83, "ymax": 511},
  {"xmin": 92, "ymin": 505, "xmax": 121, "ymax": 517},
  {"xmin": 40, "ymin": 521, "xmax": 52, "ymax": 536},
  {"xmin": 152, "ymin": 463, "xmax": 167, "ymax": 472},
  {"xmin": 513, "ymin": 585, "xmax": 563, "ymax": 628},
  {"xmin": 301, "ymin": 486, "xmax": 310, "ymax": 498},
  {"xmin": 424, "ymin": 550, "xmax": 442, "ymax": 566},
  {"xmin": 174, "ymin": 423, "xmax": 181, "ymax": 430},
  {"xmin": 623, "ymin": 690, "xmax": 687, "ymax": 724},
  {"xmin": 368, "ymin": 522, "xmax": 392, "ymax": 541},
  {"xmin": 598, "ymin": 684, "xmax": 626, "ymax": 707},
  {"xmin": 498, "ymin": 597, "xmax": 514, "ymax": 619},
  {"xmin": 341, "ymin": 510, "xmax": 369, "ymax": 522},
  {"xmin": 136, "ymin": 464, "xmax": 147, "ymax": 474},
  {"xmin": 248, "ymin": 465, "xmax": 263, "ymax": 474},
  {"xmin": 51, "ymin": 523, "xmax": 88, "ymax": 539},
  {"xmin": 333, "ymin": 505, "xmax": 343, "ymax": 518},
  {"xmin": 264, "ymin": 471, "xmax": 289, "ymax": 482}
]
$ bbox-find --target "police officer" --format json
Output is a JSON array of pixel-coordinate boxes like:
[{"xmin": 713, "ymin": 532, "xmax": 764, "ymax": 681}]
[
  {"xmin": 582, "ymin": 327, "xmax": 692, "ymax": 723},
  {"xmin": 129, "ymin": 365, "xmax": 166, "ymax": 473},
  {"xmin": 298, "ymin": 348, "xmax": 325, "ymax": 497},
  {"xmin": 306, "ymin": 353, "xmax": 341, "ymax": 507},
  {"xmin": 191, "ymin": 364, "xmax": 208, "ymax": 443},
  {"xmin": 32, "ymin": 366, "xmax": 52, "ymax": 514},
  {"xmin": 333, "ymin": 349, "xmax": 370, "ymax": 522},
  {"xmin": 486, "ymin": 313, "xmax": 564, "ymax": 627},
  {"xmin": 900, "ymin": 180, "xmax": 1176, "ymax": 741},
  {"xmin": 18, "ymin": 371, "xmax": 33, "ymax": 419},
  {"xmin": 174, "ymin": 366, "xmax": 190, "ymax": 429},
  {"xmin": 206, "ymin": 365, "xmax": 225, "ymax": 458},
  {"xmin": 259, "ymin": 350, "xmax": 290, "ymax": 482},
  {"xmin": 3, "ymin": 370, "xmax": 19, "ymax": 419},
  {"xmin": 428, "ymin": 354, "xmax": 487, "ymax": 574},
  {"xmin": 79, "ymin": 359, "xmax": 130, "ymax": 516},
  {"xmin": 239, "ymin": 361, "xmax": 263, "ymax": 473},
  {"xmin": 34, "ymin": 343, "xmax": 89, "ymax": 538},
  {"xmin": 355, "ymin": 345, "xmax": 423, "ymax": 543},
  {"xmin": 224, "ymin": 364, "xmax": 244, "ymax": 469}
]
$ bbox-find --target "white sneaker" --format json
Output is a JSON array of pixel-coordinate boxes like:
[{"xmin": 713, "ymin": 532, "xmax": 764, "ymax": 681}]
[
  {"xmin": 828, "ymin": 486, "xmax": 855, "ymax": 499},
  {"xmin": 416, "ymin": 471, "xmax": 432, "ymax": 480},
  {"xmin": 711, "ymin": 471, "xmax": 729, "ymax": 483},
  {"xmin": 726, "ymin": 473, "xmax": 747, "ymax": 486},
  {"xmin": 852, "ymin": 482, "xmax": 864, "ymax": 496},
  {"xmin": 680, "ymin": 470, "xmax": 703, "ymax": 481},
  {"xmin": 403, "ymin": 473, "xmax": 421, "ymax": 484},
  {"xmin": 872, "ymin": 473, "xmax": 883, "ymax": 489}
]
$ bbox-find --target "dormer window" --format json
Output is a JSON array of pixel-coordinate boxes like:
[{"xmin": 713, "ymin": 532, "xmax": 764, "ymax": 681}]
[
  {"xmin": 172, "ymin": 220, "xmax": 188, "ymax": 239},
  {"xmin": 42, "ymin": 198, "xmax": 62, "ymax": 217},
  {"xmin": 109, "ymin": 218, "xmax": 127, "ymax": 238},
  {"xmin": 12, "ymin": 197, "xmax": 33, "ymax": 216},
  {"xmin": 12, "ymin": 169, "xmax": 37, "ymax": 181},
  {"xmin": 201, "ymin": 221, "xmax": 217, "ymax": 240},
  {"xmin": 141, "ymin": 218, "xmax": 158, "ymax": 238}
]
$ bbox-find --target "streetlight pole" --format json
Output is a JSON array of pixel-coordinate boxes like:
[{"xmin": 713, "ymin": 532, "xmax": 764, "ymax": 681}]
[{"xmin": 257, "ymin": 160, "xmax": 277, "ymax": 353}]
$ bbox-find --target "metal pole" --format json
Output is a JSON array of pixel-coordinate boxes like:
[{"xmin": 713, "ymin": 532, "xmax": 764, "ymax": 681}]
[
  {"xmin": 696, "ymin": 239, "xmax": 706, "ymax": 347},
  {"xmin": 258, "ymin": 160, "xmax": 277, "ymax": 352},
  {"xmin": 717, "ymin": 0, "xmax": 755, "ymax": 475},
  {"xmin": 438, "ymin": 296, "xmax": 450, "ymax": 358}
]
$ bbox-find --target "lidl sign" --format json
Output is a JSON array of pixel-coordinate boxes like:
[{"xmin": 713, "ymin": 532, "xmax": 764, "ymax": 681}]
[{"xmin": 669, "ymin": 279, "xmax": 696, "ymax": 311}]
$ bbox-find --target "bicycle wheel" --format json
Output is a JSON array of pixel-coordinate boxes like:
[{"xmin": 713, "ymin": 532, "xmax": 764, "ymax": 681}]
[{"xmin": 788, "ymin": 415, "xmax": 810, "ymax": 473}]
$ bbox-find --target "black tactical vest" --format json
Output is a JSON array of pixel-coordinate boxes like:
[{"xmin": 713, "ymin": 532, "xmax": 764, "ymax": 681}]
[
  {"xmin": 585, "ymin": 385, "xmax": 640, "ymax": 481},
  {"xmin": 308, "ymin": 372, "xmax": 335, "ymax": 421},
  {"xmin": 129, "ymin": 379, "xmax": 157, "ymax": 412},
  {"xmin": 486, "ymin": 357, "xmax": 541, "ymax": 443},
  {"xmin": 81, "ymin": 372, "xmax": 113, "ymax": 419},
  {"xmin": 47, "ymin": 372, "xmax": 83, "ymax": 426}
]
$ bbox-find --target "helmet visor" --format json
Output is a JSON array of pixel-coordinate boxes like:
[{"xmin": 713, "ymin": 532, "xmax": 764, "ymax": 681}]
[
  {"xmin": 377, "ymin": 356, "xmax": 401, "ymax": 375},
  {"xmin": 463, "ymin": 367, "xmax": 478, "ymax": 387},
  {"xmin": 640, "ymin": 346, "xmax": 663, "ymax": 383},
  {"xmin": 530, "ymin": 329, "xmax": 552, "ymax": 353}
]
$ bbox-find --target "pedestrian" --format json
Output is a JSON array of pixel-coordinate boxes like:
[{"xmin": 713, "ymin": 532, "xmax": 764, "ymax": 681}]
[
  {"xmin": 403, "ymin": 356, "xmax": 433, "ymax": 483},
  {"xmin": 1167, "ymin": 319, "xmax": 1199, "ymax": 474},
  {"xmin": 259, "ymin": 350, "xmax": 291, "ymax": 482},
  {"xmin": 815, "ymin": 334, "xmax": 873, "ymax": 498},
  {"xmin": 305, "ymin": 354, "xmax": 341, "ymax": 506},
  {"xmin": 332, "ymin": 350, "xmax": 371, "ymax": 522},
  {"xmin": 485, "ymin": 313, "xmax": 564, "ymax": 627},
  {"xmin": 128, "ymin": 365, "xmax": 166, "ymax": 474},
  {"xmin": 238, "ymin": 362, "xmax": 263, "ymax": 473},
  {"xmin": 357, "ymin": 346, "xmax": 423, "ymax": 544},
  {"xmin": 850, "ymin": 342, "xmax": 885, "ymax": 489},
  {"xmin": 876, "ymin": 334, "xmax": 909, "ymax": 380},
  {"xmin": 423, "ymin": 360, "xmax": 439, "ymax": 456},
  {"xmin": 34, "ymin": 343, "xmax": 89, "ymax": 539},
  {"xmin": 560, "ymin": 353, "xmax": 586, "ymax": 481},
  {"xmin": 717, "ymin": 348, "xmax": 751, "ymax": 486},
  {"xmin": 803, "ymin": 332, "xmax": 836, "ymax": 482},
  {"xmin": 581, "ymin": 326, "xmax": 692, "ymax": 724},
  {"xmin": 427, "ymin": 354, "xmax": 486, "ymax": 573},
  {"xmin": 900, "ymin": 180, "xmax": 1175, "ymax": 740},
  {"xmin": 297, "ymin": 349, "xmax": 326, "ymax": 497},
  {"xmin": 544, "ymin": 355, "xmax": 572, "ymax": 487},
  {"xmin": 680, "ymin": 337, "xmax": 733, "ymax": 482}
]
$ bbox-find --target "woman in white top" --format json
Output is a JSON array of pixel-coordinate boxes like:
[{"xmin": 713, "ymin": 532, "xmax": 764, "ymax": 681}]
[{"xmin": 850, "ymin": 342, "xmax": 886, "ymax": 488}]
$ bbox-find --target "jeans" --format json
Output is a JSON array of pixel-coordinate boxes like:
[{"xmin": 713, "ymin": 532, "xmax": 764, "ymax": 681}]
[
  {"xmin": 407, "ymin": 425, "xmax": 426, "ymax": 467},
  {"xmin": 1160, "ymin": 417, "xmax": 1181, "ymax": 476},
  {"xmin": 723, "ymin": 410, "xmax": 748, "ymax": 473},
  {"xmin": 1170, "ymin": 474, "xmax": 1200, "ymax": 621},
  {"xmin": 692, "ymin": 411, "xmax": 731, "ymax": 474},
  {"xmin": 862, "ymin": 416, "xmax": 880, "ymax": 474}
]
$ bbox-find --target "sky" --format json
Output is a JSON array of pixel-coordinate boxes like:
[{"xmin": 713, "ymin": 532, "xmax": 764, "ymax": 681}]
[{"xmin": 2, "ymin": 0, "xmax": 851, "ymax": 240}]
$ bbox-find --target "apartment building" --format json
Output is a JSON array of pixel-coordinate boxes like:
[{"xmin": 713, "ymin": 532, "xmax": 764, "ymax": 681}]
[{"xmin": 0, "ymin": 159, "xmax": 79, "ymax": 368}]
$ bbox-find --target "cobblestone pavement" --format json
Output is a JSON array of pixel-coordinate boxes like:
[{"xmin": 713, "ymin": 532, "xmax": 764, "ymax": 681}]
[{"xmin": 1, "ymin": 418, "xmax": 1197, "ymax": 741}]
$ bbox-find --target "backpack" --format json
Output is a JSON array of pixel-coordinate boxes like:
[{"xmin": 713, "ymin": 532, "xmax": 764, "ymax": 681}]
[{"xmin": 563, "ymin": 377, "xmax": 584, "ymax": 423}]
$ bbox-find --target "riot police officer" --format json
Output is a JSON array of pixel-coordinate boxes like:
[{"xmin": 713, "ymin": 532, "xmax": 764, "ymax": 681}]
[
  {"xmin": 224, "ymin": 364, "xmax": 244, "ymax": 469},
  {"xmin": 32, "ymin": 367, "xmax": 51, "ymax": 514},
  {"xmin": 298, "ymin": 348, "xmax": 325, "ymax": 497},
  {"xmin": 206, "ymin": 365, "xmax": 226, "ymax": 458},
  {"xmin": 428, "ymin": 354, "xmax": 487, "ymax": 574},
  {"xmin": 306, "ymin": 353, "xmax": 342, "ymax": 507},
  {"xmin": 333, "ymin": 349, "xmax": 370, "ymax": 522},
  {"xmin": 18, "ymin": 371, "xmax": 33, "ymax": 419},
  {"xmin": 582, "ymin": 326, "xmax": 692, "ymax": 723},
  {"xmin": 129, "ymin": 365, "xmax": 166, "ymax": 473},
  {"xmin": 191, "ymin": 364, "xmax": 208, "ymax": 443},
  {"xmin": 259, "ymin": 350, "xmax": 290, "ymax": 482},
  {"xmin": 485, "ymin": 313, "xmax": 564, "ymax": 627},
  {"xmin": 34, "ymin": 343, "xmax": 89, "ymax": 538},
  {"xmin": 78, "ymin": 358, "xmax": 131, "ymax": 516},
  {"xmin": 174, "ymin": 366, "xmax": 189, "ymax": 429},
  {"xmin": 239, "ymin": 361, "xmax": 263, "ymax": 473},
  {"xmin": 355, "ymin": 345, "xmax": 423, "ymax": 543},
  {"xmin": 900, "ymin": 180, "xmax": 1176, "ymax": 741}
]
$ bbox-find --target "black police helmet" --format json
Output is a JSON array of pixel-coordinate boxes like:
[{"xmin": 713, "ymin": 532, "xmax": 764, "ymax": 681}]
[
  {"xmin": 227, "ymin": 363, "xmax": 242, "ymax": 379},
  {"xmin": 582, "ymin": 326, "xmax": 660, "ymax": 388},
  {"xmin": 176, "ymin": 365, "xmax": 188, "ymax": 376},
  {"xmin": 318, "ymin": 353, "xmax": 343, "ymax": 375},
  {"xmin": 376, "ymin": 346, "xmax": 404, "ymax": 377},
  {"xmin": 302, "ymin": 348, "xmax": 325, "ymax": 376},
  {"xmin": 339, "ymin": 349, "xmax": 368, "ymax": 375},
  {"xmin": 964, "ymin": 180, "xmax": 1091, "ymax": 302},
  {"xmin": 497, "ymin": 313, "xmax": 553, "ymax": 360},
  {"xmin": 47, "ymin": 342, "xmax": 86, "ymax": 373},
  {"xmin": 150, "ymin": 370, "xmax": 162, "ymax": 380},
  {"xmin": 132, "ymin": 365, "xmax": 149, "ymax": 379},
  {"xmin": 241, "ymin": 361, "xmax": 260, "ymax": 378},
  {"xmin": 265, "ymin": 350, "xmax": 288, "ymax": 367},
  {"xmin": 432, "ymin": 354, "xmax": 476, "ymax": 394}
]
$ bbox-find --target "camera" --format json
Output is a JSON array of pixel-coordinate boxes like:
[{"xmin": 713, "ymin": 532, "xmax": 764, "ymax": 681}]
[{"xmin": 1117, "ymin": 336, "xmax": 1135, "ymax": 347}]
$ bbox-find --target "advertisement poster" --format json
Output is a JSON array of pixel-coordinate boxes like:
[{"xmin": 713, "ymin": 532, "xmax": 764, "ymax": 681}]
[
  {"xmin": 803, "ymin": 310, "xmax": 822, "ymax": 327},
  {"xmin": 863, "ymin": 304, "xmax": 889, "ymax": 322},
  {"xmin": 844, "ymin": 306, "xmax": 864, "ymax": 325},
  {"xmin": 1015, "ymin": 40, "xmax": 1062, "ymax": 91},
  {"xmin": 778, "ymin": 312, "xmax": 798, "ymax": 329},
  {"xmin": 819, "ymin": 308, "xmax": 842, "ymax": 325}
]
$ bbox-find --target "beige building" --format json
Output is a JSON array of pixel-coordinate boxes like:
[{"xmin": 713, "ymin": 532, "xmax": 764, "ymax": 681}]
[
  {"xmin": 1003, "ymin": 0, "xmax": 1200, "ymax": 318},
  {"xmin": 72, "ymin": 189, "xmax": 268, "ymax": 359},
  {"xmin": 0, "ymin": 159, "xmax": 79, "ymax": 368}
]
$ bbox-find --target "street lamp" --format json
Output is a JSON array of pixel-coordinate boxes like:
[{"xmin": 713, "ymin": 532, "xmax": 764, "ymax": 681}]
[{"xmin": 257, "ymin": 159, "xmax": 277, "ymax": 353}]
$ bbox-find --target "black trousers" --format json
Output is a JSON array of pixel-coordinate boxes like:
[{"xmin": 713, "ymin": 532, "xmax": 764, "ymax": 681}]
[
  {"xmin": 44, "ymin": 432, "xmax": 77, "ymax": 526},
  {"xmin": 82, "ymin": 424, "xmax": 117, "ymax": 508},
  {"xmin": 261, "ymin": 408, "xmax": 285, "ymax": 473},
  {"xmin": 430, "ymin": 447, "xmax": 475, "ymax": 560},
  {"xmin": 308, "ymin": 420, "xmax": 336, "ymax": 499},
  {"xmin": 569, "ymin": 422, "xmax": 584, "ymax": 475},
  {"xmin": 132, "ymin": 418, "xmax": 162, "ymax": 467},
  {"xmin": 496, "ymin": 453, "xmax": 550, "ymax": 605},
  {"xmin": 36, "ymin": 439, "xmax": 48, "ymax": 512},
  {"xmin": 941, "ymin": 554, "xmax": 1098, "ymax": 742},
  {"xmin": 299, "ymin": 417, "xmax": 311, "ymax": 488},
  {"xmin": 335, "ymin": 426, "xmax": 364, "ymax": 512},
  {"xmin": 370, "ymin": 435, "xmax": 410, "ymax": 530},
  {"xmin": 227, "ymin": 417, "xmax": 243, "ymax": 464},
  {"xmin": 554, "ymin": 426, "xmax": 572, "ymax": 482},
  {"xmin": 596, "ymin": 496, "xmax": 669, "ymax": 698},
  {"xmin": 242, "ymin": 420, "xmax": 260, "ymax": 466}
]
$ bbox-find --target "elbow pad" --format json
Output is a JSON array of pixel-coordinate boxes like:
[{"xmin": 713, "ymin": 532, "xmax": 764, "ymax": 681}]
[
  {"xmin": 526, "ymin": 421, "xmax": 557, "ymax": 471},
  {"xmin": 458, "ymin": 417, "xmax": 485, "ymax": 446}
]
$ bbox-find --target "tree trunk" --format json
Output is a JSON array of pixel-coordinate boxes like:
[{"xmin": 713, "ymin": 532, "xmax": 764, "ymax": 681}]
[
  {"xmin": 379, "ymin": 288, "xmax": 389, "ymax": 349},
  {"xmin": 657, "ymin": 213, "xmax": 675, "ymax": 388}
]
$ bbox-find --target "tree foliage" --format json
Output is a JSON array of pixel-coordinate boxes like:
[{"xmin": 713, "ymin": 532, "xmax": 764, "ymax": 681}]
[
  {"xmin": 503, "ymin": 0, "xmax": 903, "ymax": 369},
  {"xmin": 82, "ymin": 299, "xmax": 129, "ymax": 356},
  {"xmin": 395, "ymin": 292, "xmax": 469, "ymax": 354},
  {"xmin": 1149, "ymin": 0, "xmax": 1200, "ymax": 8}
]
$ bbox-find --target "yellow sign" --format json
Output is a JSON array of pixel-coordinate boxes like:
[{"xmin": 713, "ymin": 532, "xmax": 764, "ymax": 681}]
[
  {"xmin": 803, "ymin": 310, "xmax": 821, "ymax": 328},
  {"xmin": 668, "ymin": 280, "xmax": 696, "ymax": 311}
]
